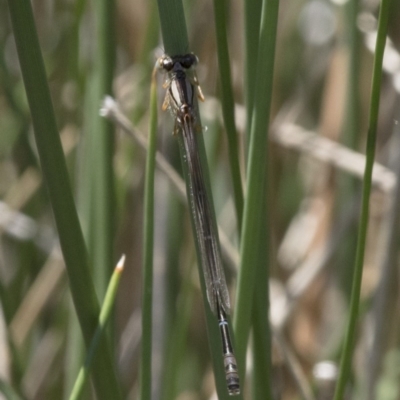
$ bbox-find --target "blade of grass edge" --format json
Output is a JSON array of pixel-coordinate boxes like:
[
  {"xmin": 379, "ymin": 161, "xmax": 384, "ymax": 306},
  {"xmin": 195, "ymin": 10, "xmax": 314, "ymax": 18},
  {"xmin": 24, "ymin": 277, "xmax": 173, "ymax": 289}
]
[
  {"xmin": 90, "ymin": 0, "xmax": 116, "ymax": 299},
  {"xmin": 6, "ymin": 1, "xmax": 122, "ymax": 399},
  {"xmin": 64, "ymin": 73, "xmax": 100, "ymax": 399},
  {"xmin": 69, "ymin": 256, "xmax": 125, "ymax": 400},
  {"xmin": 139, "ymin": 68, "xmax": 158, "ymax": 400},
  {"xmin": 161, "ymin": 256, "xmax": 195, "ymax": 400},
  {"xmin": 243, "ymin": 0, "xmax": 263, "ymax": 145},
  {"xmin": 333, "ymin": 0, "xmax": 392, "ymax": 398},
  {"xmin": 176, "ymin": 133, "xmax": 240, "ymax": 400},
  {"xmin": 212, "ymin": 0, "xmax": 244, "ymax": 233},
  {"xmin": 251, "ymin": 178, "xmax": 272, "ymax": 400},
  {"xmin": 243, "ymin": 10, "xmax": 273, "ymax": 395},
  {"xmin": 233, "ymin": 0, "xmax": 279, "ymax": 390},
  {"xmin": 156, "ymin": 0, "xmax": 189, "ymax": 55},
  {"xmin": 155, "ymin": 1, "xmax": 243, "ymax": 398},
  {"xmin": 0, "ymin": 380, "xmax": 22, "ymax": 400}
]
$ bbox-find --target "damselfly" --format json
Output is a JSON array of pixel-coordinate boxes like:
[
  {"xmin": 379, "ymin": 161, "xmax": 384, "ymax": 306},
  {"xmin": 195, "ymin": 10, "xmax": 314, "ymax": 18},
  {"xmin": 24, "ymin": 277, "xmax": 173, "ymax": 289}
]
[{"xmin": 156, "ymin": 53, "xmax": 240, "ymax": 396}]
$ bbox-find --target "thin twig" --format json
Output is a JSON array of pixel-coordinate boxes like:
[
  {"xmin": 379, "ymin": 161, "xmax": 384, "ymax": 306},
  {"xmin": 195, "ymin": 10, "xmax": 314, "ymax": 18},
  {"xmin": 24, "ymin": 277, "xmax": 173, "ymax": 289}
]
[
  {"xmin": 10, "ymin": 248, "xmax": 64, "ymax": 348},
  {"xmin": 274, "ymin": 331, "xmax": 317, "ymax": 400},
  {"xmin": 271, "ymin": 197, "xmax": 359, "ymax": 331},
  {"xmin": 272, "ymin": 123, "xmax": 396, "ymax": 193}
]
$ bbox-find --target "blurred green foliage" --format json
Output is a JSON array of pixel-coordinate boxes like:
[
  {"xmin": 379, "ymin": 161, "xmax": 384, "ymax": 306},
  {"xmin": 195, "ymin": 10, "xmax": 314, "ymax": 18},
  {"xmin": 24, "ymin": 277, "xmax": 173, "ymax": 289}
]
[{"xmin": 1, "ymin": 0, "xmax": 400, "ymax": 399}]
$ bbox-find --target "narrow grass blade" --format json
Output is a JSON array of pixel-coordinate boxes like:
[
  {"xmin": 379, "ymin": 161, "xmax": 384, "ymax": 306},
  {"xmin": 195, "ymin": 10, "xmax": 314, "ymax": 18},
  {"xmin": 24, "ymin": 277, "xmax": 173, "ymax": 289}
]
[
  {"xmin": 233, "ymin": 0, "xmax": 279, "ymax": 385},
  {"xmin": 155, "ymin": 1, "xmax": 243, "ymax": 397},
  {"xmin": 161, "ymin": 257, "xmax": 194, "ymax": 400},
  {"xmin": 139, "ymin": 68, "xmax": 158, "ymax": 400},
  {"xmin": 139, "ymin": 1, "xmax": 160, "ymax": 64},
  {"xmin": 156, "ymin": 0, "xmax": 189, "ymax": 55},
  {"xmin": 251, "ymin": 187, "xmax": 272, "ymax": 400},
  {"xmin": 0, "ymin": 380, "xmax": 22, "ymax": 400},
  {"xmin": 133, "ymin": 1, "xmax": 160, "ymax": 123},
  {"xmin": 64, "ymin": 304, "xmax": 85, "ymax": 400},
  {"xmin": 212, "ymin": 0, "xmax": 244, "ymax": 233},
  {"xmin": 69, "ymin": 256, "xmax": 125, "ymax": 400},
  {"xmin": 65, "ymin": 74, "xmax": 99, "ymax": 399},
  {"xmin": 243, "ymin": 0, "xmax": 263, "ymax": 141},
  {"xmin": 335, "ymin": 0, "xmax": 361, "ymax": 300},
  {"xmin": 6, "ymin": 1, "xmax": 121, "ymax": 398},
  {"xmin": 75, "ymin": 0, "xmax": 115, "ymax": 297},
  {"xmin": 175, "ymin": 133, "xmax": 241, "ymax": 400},
  {"xmin": 344, "ymin": 0, "xmax": 361, "ymax": 150},
  {"xmin": 333, "ymin": 0, "xmax": 393, "ymax": 399},
  {"xmin": 90, "ymin": 0, "xmax": 116, "ymax": 298}
]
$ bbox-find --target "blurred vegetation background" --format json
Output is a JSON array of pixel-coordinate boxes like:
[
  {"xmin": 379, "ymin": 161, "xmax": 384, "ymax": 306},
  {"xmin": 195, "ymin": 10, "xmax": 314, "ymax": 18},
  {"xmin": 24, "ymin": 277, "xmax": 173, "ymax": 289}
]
[{"xmin": 1, "ymin": 0, "xmax": 400, "ymax": 399}]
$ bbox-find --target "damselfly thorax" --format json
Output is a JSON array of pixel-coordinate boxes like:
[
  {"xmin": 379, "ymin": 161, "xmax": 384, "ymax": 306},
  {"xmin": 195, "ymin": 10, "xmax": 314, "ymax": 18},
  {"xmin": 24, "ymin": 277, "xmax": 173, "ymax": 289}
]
[{"xmin": 157, "ymin": 53, "xmax": 204, "ymax": 130}]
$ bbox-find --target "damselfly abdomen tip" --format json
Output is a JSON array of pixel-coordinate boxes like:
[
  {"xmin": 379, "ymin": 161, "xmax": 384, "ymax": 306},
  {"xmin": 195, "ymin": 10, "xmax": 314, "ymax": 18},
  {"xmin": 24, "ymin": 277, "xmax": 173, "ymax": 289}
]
[{"xmin": 224, "ymin": 354, "xmax": 240, "ymax": 395}]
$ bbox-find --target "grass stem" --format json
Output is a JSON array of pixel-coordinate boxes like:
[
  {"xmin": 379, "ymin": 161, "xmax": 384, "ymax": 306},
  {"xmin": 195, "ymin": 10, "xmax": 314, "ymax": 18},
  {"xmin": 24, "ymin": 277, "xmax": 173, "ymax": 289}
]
[{"xmin": 333, "ymin": 0, "xmax": 393, "ymax": 398}]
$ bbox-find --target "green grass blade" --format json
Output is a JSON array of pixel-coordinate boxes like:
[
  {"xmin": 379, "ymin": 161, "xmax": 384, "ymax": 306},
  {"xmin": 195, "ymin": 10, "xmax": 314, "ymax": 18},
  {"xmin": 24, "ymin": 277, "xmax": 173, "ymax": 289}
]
[
  {"xmin": 344, "ymin": 0, "xmax": 361, "ymax": 150},
  {"xmin": 156, "ymin": 0, "xmax": 189, "ymax": 55},
  {"xmin": 333, "ymin": 0, "xmax": 393, "ymax": 398},
  {"xmin": 0, "ymin": 380, "xmax": 22, "ymax": 400},
  {"xmin": 243, "ymin": 0, "xmax": 263, "ymax": 141},
  {"xmin": 65, "ymin": 0, "xmax": 116, "ymax": 388},
  {"xmin": 139, "ymin": 68, "xmax": 158, "ymax": 400},
  {"xmin": 6, "ymin": 2, "xmax": 121, "ymax": 398},
  {"xmin": 139, "ymin": 1, "xmax": 160, "ymax": 64},
  {"xmin": 63, "ymin": 303, "xmax": 85, "ymax": 400},
  {"xmin": 64, "ymin": 75, "xmax": 99, "ymax": 400},
  {"xmin": 251, "ymin": 193, "xmax": 272, "ymax": 399},
  {"xmin": 155, "ymin": 2, "xmax": 242, "ymax": 398},
  {"xmin": 212, "ymin": 0, "xmax": 244, "ymax": 233},
  {"xmin": 175, "ymin": 133, "xmax": 241, "ymax": 400},
  {"xmin": 336, "ymin": 0, "xmax": 362, "ymax": 302},
  {"xmin": 162, "ymin": 258, "xmax": 194, "ymax": 400},
  {"xmin": 0, "ymin": 379, "xmax": 22, "ymax": 400},
  {"xmin": 69, "ymin": 256, "xmax": 125, "ymax": 400},
  {"xmin": 90, "ymin": 0, "xmax": 116, "ymax": 298},
  {"xmin": 233, "ymin": 0, "xmax": 280, "ymax": 383}
]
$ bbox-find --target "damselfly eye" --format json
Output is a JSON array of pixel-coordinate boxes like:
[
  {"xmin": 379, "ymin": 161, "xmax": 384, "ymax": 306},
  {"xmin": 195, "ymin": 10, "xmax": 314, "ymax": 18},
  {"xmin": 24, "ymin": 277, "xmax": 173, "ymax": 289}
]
[
  {"xmin": 191, "ymin": 53, "xmax": 199, "ymax": 65},
  {"xmin": 161, "ymin": 56, "xmax": 174, "ymax": 71},
  {"xmin": 181, "ymin": 53, "xmax": 197, "ymax": 69}
]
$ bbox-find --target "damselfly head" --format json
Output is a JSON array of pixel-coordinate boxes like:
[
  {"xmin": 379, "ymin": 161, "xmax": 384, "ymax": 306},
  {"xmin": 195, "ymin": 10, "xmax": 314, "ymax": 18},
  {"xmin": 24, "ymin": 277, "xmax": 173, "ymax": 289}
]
[{"xmin": 158, "ymin": 53, "xmax": 199, "ymax": 72}]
